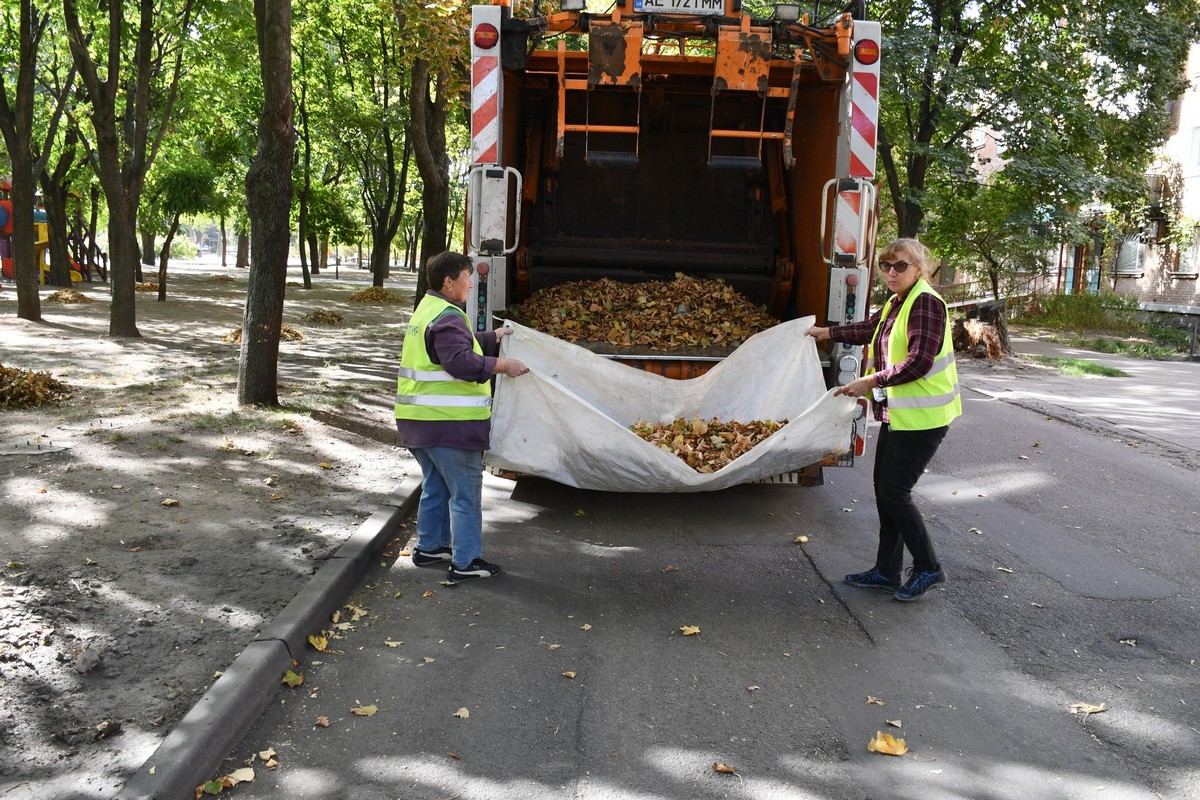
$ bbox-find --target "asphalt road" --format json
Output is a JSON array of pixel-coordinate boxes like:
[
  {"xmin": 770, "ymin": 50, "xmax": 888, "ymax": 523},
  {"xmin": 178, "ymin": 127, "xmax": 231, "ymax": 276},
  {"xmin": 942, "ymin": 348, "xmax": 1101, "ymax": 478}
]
[{"xmin": 218, "ymin": 360, "xmax": 1200, "ymax": 800}]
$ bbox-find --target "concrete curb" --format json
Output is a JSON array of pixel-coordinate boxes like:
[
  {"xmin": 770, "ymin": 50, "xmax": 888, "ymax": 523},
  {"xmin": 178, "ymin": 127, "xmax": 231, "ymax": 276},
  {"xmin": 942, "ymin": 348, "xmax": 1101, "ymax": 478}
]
[{"xmin": 123, "ymin": 476, "xmax": 421, "ymax": 800}]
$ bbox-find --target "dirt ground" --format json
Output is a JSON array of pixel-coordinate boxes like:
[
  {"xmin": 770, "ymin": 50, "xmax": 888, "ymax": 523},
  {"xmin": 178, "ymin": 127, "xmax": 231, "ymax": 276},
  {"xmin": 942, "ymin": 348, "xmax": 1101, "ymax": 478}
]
[
  {"xmin": 0, "ymin": 260, "xmax": 422, "ymax": 798},
  {"xmin": 0, "ymin": 262, "xmax": 1044, "ymax": 797}
]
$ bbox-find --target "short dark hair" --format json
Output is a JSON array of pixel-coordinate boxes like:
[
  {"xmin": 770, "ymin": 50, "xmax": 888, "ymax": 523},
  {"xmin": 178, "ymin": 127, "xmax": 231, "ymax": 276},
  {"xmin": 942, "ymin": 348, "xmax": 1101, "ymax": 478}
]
[{"xmin": 427, "ymin": 251, "xmax": 472, "ymax": 292}]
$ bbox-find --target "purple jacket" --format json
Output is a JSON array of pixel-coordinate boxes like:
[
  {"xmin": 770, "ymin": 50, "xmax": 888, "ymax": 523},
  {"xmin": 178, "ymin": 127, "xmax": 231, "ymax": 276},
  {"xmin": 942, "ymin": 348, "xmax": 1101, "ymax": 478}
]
[{"xmin": 395, "ymin": 291, "xmax": 501, "ymax": 451}]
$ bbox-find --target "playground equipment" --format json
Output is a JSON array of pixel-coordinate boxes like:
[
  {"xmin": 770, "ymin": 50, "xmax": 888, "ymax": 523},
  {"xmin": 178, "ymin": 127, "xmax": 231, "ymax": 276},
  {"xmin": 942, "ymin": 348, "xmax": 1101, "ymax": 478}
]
[{"xmin": 0, "ymin": 179, "xmax": 107, "ymax": 284}]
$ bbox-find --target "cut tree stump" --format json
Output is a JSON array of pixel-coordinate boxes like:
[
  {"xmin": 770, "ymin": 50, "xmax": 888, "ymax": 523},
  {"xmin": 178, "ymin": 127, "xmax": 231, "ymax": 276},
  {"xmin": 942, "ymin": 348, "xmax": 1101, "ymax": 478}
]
[{"xmin": 952, "ymin": 299, "xmax": 1013, "ymax": 360}]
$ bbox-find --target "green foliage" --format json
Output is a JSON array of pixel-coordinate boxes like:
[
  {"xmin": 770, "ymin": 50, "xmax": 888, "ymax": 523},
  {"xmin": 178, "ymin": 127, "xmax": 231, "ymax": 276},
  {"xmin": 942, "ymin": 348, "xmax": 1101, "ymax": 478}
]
[
  {"xmin": 169, "ymin": 238, "xmax": 199, "ymax": 258},
  {"xmin": 302, "ymin": 184, "xmax": 362, "ymax": 246},
  {"xmin": 1014, "ymin": 291, "xmax": 1192, "ymax": 359},
  {"xmin": 875, "ymin": 0, "xmax": 1199, "ymax": 249},
  {"xmin": 1016, "ymin": 291, "xmax": 1141, "ymax": 333},
  {"xmin": 925, "ymin": 174, "xmax": 1057, "ymax": 298}
]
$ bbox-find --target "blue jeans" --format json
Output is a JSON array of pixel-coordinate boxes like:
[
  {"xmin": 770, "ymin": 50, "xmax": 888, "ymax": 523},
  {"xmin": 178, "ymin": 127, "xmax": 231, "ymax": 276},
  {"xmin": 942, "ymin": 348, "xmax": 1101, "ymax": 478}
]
[{"xmin": 410, "ymin": 447, "xmax": 484, "ymax": 568}]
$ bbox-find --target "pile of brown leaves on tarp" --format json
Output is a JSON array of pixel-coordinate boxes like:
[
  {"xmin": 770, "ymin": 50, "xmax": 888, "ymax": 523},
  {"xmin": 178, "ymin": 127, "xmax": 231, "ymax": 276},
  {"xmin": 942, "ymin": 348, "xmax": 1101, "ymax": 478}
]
[
  {"xmin": 630, "ymin": 416, "xmax": 787, "ymax": 472},
  {"xmin": 509, "ymin": 273, "xmax": 777, "ymax": 351},
  {"xmin": 0, "ymin": 364, "xmax": 71, "ymax": 409},
  {"xmin": 45, "ymin": 289, "xmax": 94, "ymax": 304}
]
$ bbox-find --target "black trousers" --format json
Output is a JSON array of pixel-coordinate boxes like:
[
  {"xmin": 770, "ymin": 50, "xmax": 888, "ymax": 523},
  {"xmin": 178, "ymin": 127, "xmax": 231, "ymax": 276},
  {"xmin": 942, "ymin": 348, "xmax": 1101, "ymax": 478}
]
[{"xmin": 872, "ymin": 422, "xmax": 949, "ymax": 575}]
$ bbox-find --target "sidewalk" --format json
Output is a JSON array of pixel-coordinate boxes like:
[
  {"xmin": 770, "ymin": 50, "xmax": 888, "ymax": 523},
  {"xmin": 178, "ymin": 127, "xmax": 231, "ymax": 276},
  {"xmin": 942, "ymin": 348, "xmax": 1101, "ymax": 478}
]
[{"xmin": 960, "ymin": 335, "xmax": 1200, "ymax": 467}]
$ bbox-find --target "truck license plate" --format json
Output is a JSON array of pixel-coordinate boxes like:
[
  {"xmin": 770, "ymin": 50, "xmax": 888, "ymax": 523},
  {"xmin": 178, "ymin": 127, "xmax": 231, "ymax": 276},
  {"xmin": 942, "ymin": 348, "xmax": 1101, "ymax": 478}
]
[{"xmin": 635, "ymin": 0, "xmax": 726, "ymax": 15}]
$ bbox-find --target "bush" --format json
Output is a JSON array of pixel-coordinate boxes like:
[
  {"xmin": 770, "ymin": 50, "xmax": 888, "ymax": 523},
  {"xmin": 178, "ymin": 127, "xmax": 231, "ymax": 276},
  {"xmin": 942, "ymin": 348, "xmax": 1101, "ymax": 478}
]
[
  {"xmin": 169, "ymin": 239, "xmax": 199, "ymax": 259},
  {"xmin": 1015, "ymin": 292, "xmax": 1140, "ymax": 333},
  {"xmin": 1014, "ymin": 293, "xmax": 1192, "ymax": 359}
]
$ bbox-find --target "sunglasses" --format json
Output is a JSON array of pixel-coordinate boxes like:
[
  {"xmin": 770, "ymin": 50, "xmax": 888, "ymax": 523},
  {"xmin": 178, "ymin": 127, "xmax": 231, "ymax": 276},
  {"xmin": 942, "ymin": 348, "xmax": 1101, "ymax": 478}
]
[{"xmin": 878, "ymin": 260, "xmax": 912, "ymax": 274}]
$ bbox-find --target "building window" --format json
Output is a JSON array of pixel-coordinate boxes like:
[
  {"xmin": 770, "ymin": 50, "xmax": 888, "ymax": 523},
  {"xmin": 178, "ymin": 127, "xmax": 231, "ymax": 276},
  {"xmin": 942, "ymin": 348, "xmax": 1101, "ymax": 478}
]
[
  {"xmin": 1175, "ymin": 239, "xmax": 1199, "ymax": 276},
  {"xmin": 1114, "ymin": 234, "xmax": 1145, "ymax": 278}
]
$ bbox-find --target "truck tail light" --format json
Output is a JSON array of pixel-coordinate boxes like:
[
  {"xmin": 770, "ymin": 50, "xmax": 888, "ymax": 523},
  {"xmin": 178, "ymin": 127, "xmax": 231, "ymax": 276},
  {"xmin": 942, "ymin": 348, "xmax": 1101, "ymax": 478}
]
[
  {"xmin": 854, "ymin": 39, "xmax": 880, "ymax": 65},
  {"xmin": 473, "ymin": 23, "xmax": 499, "ymax": 50}
]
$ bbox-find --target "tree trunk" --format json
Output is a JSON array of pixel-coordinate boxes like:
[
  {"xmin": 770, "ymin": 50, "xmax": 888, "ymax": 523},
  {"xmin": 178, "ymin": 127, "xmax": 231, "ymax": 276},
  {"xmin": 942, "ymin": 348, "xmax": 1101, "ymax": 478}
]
[
  {"xmin": 157, "ymin": 213, "xmax": 180, "ymax": 301},
  {"xmin": 0, "ymin": 0, "xmax": 48, "ymax": 321},
  {"xmin": 140, "ymin": 229, "xmax": 157, "ymax": 266},
  {"xmin": 408, "ymin": 59, "xmax": 451, "ymax": 306},
  {"xmin": 238, "ymin": 0, "xmax": 295, "ymax": 407},
  {"xmin": 101, "ymin": 203, "xmax": 141, "ymax": 336},
  {"xmin": 953, "ymin": 299, "xmax": 1012, "ymax": 359},
  {"xmin": 220, "ymin": 213, "xmax": 228, "ymax": 267},
  {"xmin": 299, "ymin": 240, "xmax": 312, "ymax": 288},
  {"xmin": 38, "ymin": 178, "xmax": 74, "ymax": 288},
  {"xmin": 236, "ymin": 232, "xmax": 250, "ymax": 268},
  {"xmin": 89, "ymin": 185, "xmax": 105, "ymax": 281},
  {"xmin": 307, "ymin": 231, "xmax": 319, "ymax": 277},
  {"xmin": 4, "ymin": 152, "xmax": 43, "ymax": 319}
]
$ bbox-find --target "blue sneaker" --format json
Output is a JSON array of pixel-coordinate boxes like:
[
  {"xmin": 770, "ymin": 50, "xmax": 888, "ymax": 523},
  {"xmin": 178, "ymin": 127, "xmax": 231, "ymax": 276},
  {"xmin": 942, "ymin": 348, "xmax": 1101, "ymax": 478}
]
[
  {"xmin": 894, "ymin": 567, "xmax": 946, "ymax": 601},
  {"xmin": 844, "ymin": 567, "xmax": 901, "ymax": 593}
]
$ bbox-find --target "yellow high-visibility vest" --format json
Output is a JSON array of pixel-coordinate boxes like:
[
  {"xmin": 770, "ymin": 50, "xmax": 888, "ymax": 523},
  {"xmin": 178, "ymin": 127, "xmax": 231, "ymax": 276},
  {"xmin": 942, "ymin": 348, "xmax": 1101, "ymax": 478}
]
[
  {"xmin": 870, "ymin": 279, "xmax": 961, "ymax": 431},
  {"xmin": 395, "ymin": 295, "xmax": 491, "ymax": 422}
]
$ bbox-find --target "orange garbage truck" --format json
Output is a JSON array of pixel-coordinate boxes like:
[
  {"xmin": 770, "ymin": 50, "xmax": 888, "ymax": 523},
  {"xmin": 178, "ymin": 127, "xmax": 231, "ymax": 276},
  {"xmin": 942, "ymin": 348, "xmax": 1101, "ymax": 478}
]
[{"xmin": 466, "ymin": 0, "xmax": 881, "ymax": 475}]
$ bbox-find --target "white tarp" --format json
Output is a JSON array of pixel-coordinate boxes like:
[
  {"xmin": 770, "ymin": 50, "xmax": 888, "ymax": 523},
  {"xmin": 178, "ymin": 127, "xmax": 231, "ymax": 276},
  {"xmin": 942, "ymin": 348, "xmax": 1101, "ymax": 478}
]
[{"xmin": 485, "ymin": 317, "xmax": 857, "ymax": 492}]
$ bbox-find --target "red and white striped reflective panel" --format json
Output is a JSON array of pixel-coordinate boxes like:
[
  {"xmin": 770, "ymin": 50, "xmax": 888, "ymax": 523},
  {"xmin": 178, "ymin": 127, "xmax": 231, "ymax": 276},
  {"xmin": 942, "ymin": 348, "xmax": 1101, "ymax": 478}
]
[
  {"xmin": 849, "ymin": 70, "xmax": 878, "ymax": 178},
  {"xmin": 472, "ymin": 53, "xmax": 499, "ymax": 164},
  {"xmin": 836, "ymin": 189, "xmax": 862, "ymax": 256},
  {"xmin": 848, "ymin": 25, "xmax": 881, "ymax": 179}
]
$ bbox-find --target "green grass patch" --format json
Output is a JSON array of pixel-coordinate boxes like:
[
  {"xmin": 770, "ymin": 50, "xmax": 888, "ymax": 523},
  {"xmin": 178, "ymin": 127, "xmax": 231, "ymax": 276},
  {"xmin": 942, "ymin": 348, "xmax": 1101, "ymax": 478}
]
[
  {"xmin": 1029, "ymin": 356, "xmax": 1129, "ymax": 378},
  {"xmin": 1013, "ymin": 292, "xmax": 1191, "ymax": 360}
]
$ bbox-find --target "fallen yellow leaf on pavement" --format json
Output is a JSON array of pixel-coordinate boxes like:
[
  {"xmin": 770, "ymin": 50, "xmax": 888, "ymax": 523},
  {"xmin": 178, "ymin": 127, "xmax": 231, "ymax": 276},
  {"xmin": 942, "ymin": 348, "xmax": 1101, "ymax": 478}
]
[
  {"xmin": 680, "ymin": 625, "xmax": 701, "ymax": 636},
  {"xmin": 229, "ymin": 767, "xmax": 254, "ymax": 783},
  {"xmin": 453, "ymin": 707, "xmax": 470, "ymax": 719},
  {"xmin": 867, "ymin": 731, "xmax": 908, "ymax": 756},
  {"xmin": 352, "ymin": 704, "xmax": 378, "ymax": 717}
]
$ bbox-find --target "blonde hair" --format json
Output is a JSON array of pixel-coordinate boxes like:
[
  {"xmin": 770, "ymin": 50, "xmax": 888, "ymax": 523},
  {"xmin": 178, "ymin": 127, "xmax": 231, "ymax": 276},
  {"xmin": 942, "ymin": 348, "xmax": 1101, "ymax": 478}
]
[{"xmin": 878, "ymin": 238, "xmax": 934, "ymax": 280}]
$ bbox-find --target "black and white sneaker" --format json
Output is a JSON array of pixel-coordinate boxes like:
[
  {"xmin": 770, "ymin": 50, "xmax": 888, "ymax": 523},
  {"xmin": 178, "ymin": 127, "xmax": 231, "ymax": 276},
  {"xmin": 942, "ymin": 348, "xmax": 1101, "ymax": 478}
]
[
  {"xmin": 448, "ymin": 558, "xmax": 502, "ymax": 581},
  {"xmin": 411, "ymin": 546, "xmax": 453, "ymax": 568}
]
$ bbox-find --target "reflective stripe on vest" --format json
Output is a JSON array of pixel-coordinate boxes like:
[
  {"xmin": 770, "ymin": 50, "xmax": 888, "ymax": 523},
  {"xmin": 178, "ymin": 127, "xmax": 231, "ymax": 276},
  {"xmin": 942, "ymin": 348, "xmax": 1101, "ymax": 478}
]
[
  {"xmin": 398, "ymin": 366, "xmax": 455, "ymax": 382},
  {"xmin": 395, "ymin": 296, "xmax": 492, "ymax": 422},
  {"xmin": 871, "ymin": 279, "xmax": 962, "ymax": 431}
]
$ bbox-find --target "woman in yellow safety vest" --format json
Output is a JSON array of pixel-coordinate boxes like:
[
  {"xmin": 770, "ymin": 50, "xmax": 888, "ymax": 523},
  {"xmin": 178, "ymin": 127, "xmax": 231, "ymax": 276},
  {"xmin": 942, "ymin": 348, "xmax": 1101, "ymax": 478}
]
[
  {"xmin": 396, "ymin": 251, "xmax": 530, "ymax": 581},
  {"xmin": 806, "ymin": 238, "xmax": 961, "ymax": 601}
]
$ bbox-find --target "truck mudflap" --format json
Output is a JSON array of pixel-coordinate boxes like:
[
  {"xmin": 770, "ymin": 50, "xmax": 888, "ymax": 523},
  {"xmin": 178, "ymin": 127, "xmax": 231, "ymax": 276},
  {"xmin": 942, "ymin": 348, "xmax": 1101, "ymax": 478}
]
[{"xmin": 485, "ymin": 319, "xmax": 857, "ymax": 493}]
